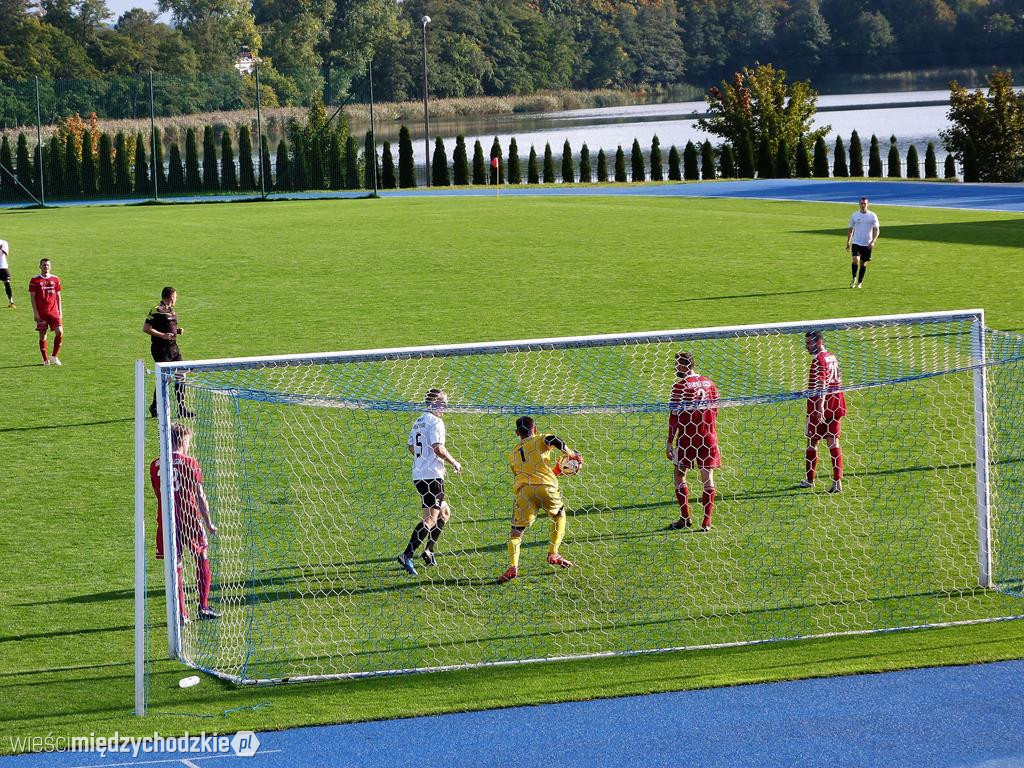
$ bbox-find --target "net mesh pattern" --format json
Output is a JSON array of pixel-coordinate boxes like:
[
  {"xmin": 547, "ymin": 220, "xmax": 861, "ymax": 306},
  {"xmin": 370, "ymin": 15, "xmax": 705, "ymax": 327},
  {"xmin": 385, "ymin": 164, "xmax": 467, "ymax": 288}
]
[{"xmin": 154, "ymin": 314, "xmax": 1024, "ymax": 683}]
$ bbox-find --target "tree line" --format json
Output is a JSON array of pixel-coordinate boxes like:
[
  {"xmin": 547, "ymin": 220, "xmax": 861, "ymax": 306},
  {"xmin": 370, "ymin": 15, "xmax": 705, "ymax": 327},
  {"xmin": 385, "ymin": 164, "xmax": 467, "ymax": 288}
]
[
  {"xmin": 0, "ymin": 122, "xmax": 960, "ymax": 203},
  {"xmin": 2, "ymin": 0, "xmax": 1023, "ymax": 121}
]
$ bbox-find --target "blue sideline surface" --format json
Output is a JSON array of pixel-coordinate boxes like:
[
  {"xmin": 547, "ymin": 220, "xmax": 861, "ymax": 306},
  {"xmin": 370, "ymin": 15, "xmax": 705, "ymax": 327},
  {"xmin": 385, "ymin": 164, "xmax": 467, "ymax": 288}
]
[
  {"xmin": 3, "ymin": 179, "xmax": 1024, "ymax": 212},
  {"xmin": 5, "ymin": 659, "xmax": 1024, "ymax": 767}
]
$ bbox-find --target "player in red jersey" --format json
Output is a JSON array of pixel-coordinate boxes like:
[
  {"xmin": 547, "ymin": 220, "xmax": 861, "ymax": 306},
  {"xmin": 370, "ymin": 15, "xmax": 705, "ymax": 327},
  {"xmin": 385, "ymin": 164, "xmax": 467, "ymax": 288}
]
[
  {"xmin": 666, "ymin": 351, "xmax": 720, "ymax": 531},
  {"xmin": 28, "ymin": 258, "xmax": 62, "ymax": 366},
  {"xmin": 802, "ymin": 331, "xmax": 846, "ymax": 493},
  {"xmin": 150, "ymin": 423, "xmax": 220, "ymax": 621}
]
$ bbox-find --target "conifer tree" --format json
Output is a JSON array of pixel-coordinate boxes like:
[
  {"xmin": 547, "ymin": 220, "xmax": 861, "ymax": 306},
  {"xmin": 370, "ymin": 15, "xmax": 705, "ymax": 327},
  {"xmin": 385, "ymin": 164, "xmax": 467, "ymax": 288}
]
[
  {"xmin": 962, "ymin": 139, "xmax": 979, "ymax": 182},
  {"xmin": 260, "ymin": 136, "xmax": 273, "ymax": 191},
  {"xmin": 812, "ymin": 136, "xmax": 829, "ymax": 177},
  {"xmin": 398, "ymin": 125, "xmax": 416, "ymax": 188},
  {"xmin": 649, "ymin": 135, "xmax": 663, "ymax": 181},
  {"xmin": 542, "ymin": 142, "xmax": 555, "ymax": 183},
  {"xmin": 0, "ymin": 135, "xmax": 13, "ymax": 199},
  {"xmin": 452, "ymin": 135, "xmax": 468, "ymax": 185},
  {"xmin": 64, "ymin": 134, "xmax": 80, "ymax": 196},
  {"xmin": 134, "ymin": 132, "xmax": 149, "ymax": 195},
  {"xmin": 16, "ymin": 133, "xmax": 32, "ymax": 191},
  {"xmin": 944, "ymin": 153, "xmax": 956, "ymax": 179},
  {"xmin": 275, "ymin": 139, "xmax": 290, "ymax": 190},
  {"xmin": 578, "ymin": 143, "xmax": 591, "ymax": 183},
  {"xmin": 668, "ymin": 145, "xmax": 681, "ymax": 180},
  {"xmin": 431, "ymin": 137, "xmax": 450, "ymax": 186},
  {"xmin": 630, "ymin": 138, "xmax": 645, "ymax": 181},
  {"xmin": 924, "ymin": 142, "xmax": 938, "ymax": 179},
  {"xmin": 238, "ymin": 125, "xmax": 256, "ymax": 191},
  {"xmin": 775, "ymin": 138, "xmax": 792, "ymax": 178},
  {"xmin": 220, "ymin": 130, "xmax": 237, "ymax": 190},
  {"xmin": 906, "ymin": 145, "xmax": 920, "ymax": 178},
  {"xmin": 365, "ymin": 131, "xmax": 378, "ymax": 189},
  {"xmin": 114, "ymin": 131, "xmax": 131, "ymax": 193},
  {"xmin": 887, "ymin": 135, "xmax": 901, "ymax": 178},
  {"xmin": 292, "ymin": 133, "xmax": 309, "ymax": 189},
  {"xmin": 833, "ymin": 136, "xmax": 849, "ymax": 177},
  {"xmin": 201, "ymin": 126, "xmax": 218, "ymax": 191},
  {"xmin": 683, "ymin": 141, "xmax": 699, "ymax": 180},
  {"xmin": 98, "ymin": 132, "xmax": 115, "ymax": 194},
  {"xmin": 614, "ymin": 146, "xmax": 627, "ymax": 182},
  {"xmin": 508, "ymin": 138, "xmax": 522, "ymax": 184},
  {"xmin": 868, "ymin": 135, "xmax": 883, "ymax": 177},
  {"xmin": 700, "ymin": 140, "xmax": 716, "ymax": 180},
  {"xmin": 168, "ymin": 143, "xmax": 184, "ymax": 192},
  {"xmin": 794, "ymin": 139, "xmax": 811, "ymax": 177},
  {"xmin": 152, "ymin": 129, "xmax": 167, "ymax": 192},
  {"xmin": 344, "ymin": 135, "xmax": 359, "ymax": 189},
  {"xmin": 719, "ymin": 144, "xmax": 735, "ymax": 178},
  {"xmin": 47, "ymin": 135, "xmax": 63, "ymax": 198},
  {"xmin": 489, "ymin": 137, "xmax": 504, "ymax": 184},
  {"xmin": 472, "ymin": 140, "xmax": 486, "ymax": 184},
  {"xmin": 328, "ymin": 130, "xmax": 344, "ymax": 189},
  {"xmin": 184, "ymin": 128, "xmax": 201, "ymax": 191},
  {"xmin": 561, "ymin": 139, "xmax": 574, "ymax": 183},
  {"xmin": 849, "ymin": 131, "xmax": 864, "ymax": 176},
  {"xmin": 596, "ymin": 148, "xmax": 608, "ymax": 182},
  {"xmin": 381, "ymin": 141, "xmax": 396, "ymax": 188},
  {"xmin": 527, "ymin": 146, "xmax": 539, "ymax": 184}
]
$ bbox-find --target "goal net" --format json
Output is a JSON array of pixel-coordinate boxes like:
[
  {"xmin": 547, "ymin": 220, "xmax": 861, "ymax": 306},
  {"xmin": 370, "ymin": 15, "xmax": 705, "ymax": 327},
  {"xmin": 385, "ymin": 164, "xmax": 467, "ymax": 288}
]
[{"xmin": 144, "ymin": 309, "xmax": 1024, "ymax": 685}]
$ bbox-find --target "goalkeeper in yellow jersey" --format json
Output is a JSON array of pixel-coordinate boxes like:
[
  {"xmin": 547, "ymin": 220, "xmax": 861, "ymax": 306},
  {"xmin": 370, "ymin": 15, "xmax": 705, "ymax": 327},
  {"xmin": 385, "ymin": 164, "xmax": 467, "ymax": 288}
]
[{"xmin": 499, "ymin": 416, "xmax": 583, "ymax": 584}]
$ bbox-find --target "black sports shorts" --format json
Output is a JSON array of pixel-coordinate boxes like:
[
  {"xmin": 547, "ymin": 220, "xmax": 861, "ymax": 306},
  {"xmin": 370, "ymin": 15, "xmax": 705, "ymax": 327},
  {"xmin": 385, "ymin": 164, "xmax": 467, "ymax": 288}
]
[
  {"xmin": 414, "ymin": 478, "xmax": 445, "ymax": 508},
  {"xmin": 0, "ymin": 268, "xmax": 10, "ymax": 282},
  {"xmin": 851, "ymin": 243, "xmax": 873, "ymax": 262}
]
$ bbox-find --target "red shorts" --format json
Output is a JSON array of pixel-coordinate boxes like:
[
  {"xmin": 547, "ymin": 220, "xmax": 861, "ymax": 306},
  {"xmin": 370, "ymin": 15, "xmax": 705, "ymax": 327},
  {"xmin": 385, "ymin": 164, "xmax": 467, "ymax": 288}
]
[
  {"xmin": 176, "ymin": 517, "xmax": 209, "ymax": 559},
  {"xmin": 672, "ymin": 439, "xmax": 721, "ymax": 471},
  {"xmin": 35, "ymin": 314, "xmax": 61, "ymax": 332},
  {"xmin": 806, "ymin": 415, "xmax": 842, "ymax": 439}
]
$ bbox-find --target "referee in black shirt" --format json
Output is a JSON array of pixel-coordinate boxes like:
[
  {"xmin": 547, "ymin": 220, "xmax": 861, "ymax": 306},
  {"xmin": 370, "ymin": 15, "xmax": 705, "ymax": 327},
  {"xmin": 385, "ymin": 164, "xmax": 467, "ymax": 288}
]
[{"xmin": 143, "ymin": 286, "xmax": 193, "ymax": 418}]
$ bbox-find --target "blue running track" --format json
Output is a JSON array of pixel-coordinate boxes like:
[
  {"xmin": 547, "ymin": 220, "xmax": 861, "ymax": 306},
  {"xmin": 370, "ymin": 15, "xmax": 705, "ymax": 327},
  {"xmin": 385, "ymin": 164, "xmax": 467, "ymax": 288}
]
[
  {"xmin": 3, "ymin": 178, "xmax": 1024, "ymax": 212},
  {"xmin": 5, "ymin": 660, "xmax": 1024, "ymax": 767}
]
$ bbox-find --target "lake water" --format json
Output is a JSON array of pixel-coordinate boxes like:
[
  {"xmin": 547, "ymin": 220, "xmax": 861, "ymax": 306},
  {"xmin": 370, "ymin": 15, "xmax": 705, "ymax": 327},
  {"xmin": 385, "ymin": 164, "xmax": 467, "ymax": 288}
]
[{"xmin": 361, "ymin": 89, "xmax": 960, "ymax": 176}]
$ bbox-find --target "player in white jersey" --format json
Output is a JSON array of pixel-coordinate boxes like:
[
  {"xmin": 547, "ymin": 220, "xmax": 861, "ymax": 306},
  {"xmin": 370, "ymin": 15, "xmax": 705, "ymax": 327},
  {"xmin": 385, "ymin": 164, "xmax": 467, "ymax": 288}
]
[
  {"xmin": 0, "ymin": 239, "xmax": 14, "ymax": 307},
  {"xmin": 846, "ymin": 196, "xmax": 880, "ymax": 288},
  {"xmin": 397, "ymin": 388, "xmax": 462, "ymax": 575}
]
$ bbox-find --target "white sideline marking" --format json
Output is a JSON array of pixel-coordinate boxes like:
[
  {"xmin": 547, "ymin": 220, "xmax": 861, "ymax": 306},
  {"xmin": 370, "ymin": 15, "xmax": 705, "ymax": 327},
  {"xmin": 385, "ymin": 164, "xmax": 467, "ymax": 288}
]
[{"xmin": 65, "ymin": 749, "xmax": 282, "ymax": 768}]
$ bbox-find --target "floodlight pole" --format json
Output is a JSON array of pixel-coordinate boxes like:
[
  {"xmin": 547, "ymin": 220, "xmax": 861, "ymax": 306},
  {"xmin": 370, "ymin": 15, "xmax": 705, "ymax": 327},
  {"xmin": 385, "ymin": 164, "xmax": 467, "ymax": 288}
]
[
  {"xmin": 368, "ymin": 58, "xmax": 378, "ymax": 196},
  {"xmin": 255, "ymin": 58, "xmax": 266, "ymax": 200},
  {"xmin": 421, "ymin": 15, "xmax": 431, "ymax": 187},
  {"xmin": 149, "ymin": 71, "xmax": 159, "ymax": 202},
  {"xmin": 34, "ymin": 76, "xmax": 45, "ymax": 206}
]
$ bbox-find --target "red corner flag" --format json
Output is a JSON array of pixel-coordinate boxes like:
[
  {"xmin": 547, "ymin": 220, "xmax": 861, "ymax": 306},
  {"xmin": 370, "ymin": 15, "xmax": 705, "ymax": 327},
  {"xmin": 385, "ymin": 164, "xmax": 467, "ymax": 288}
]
[{"xmin": 490, "ymin": 156, "xmax": 499, "ymax": 169}]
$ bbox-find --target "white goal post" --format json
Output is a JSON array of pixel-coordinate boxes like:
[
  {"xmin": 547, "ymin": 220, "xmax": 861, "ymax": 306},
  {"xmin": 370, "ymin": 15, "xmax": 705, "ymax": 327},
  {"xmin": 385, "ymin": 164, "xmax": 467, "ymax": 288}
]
[{"xmin": 134, "ymin": 308, "xmax": 1024, "ymax": 712}]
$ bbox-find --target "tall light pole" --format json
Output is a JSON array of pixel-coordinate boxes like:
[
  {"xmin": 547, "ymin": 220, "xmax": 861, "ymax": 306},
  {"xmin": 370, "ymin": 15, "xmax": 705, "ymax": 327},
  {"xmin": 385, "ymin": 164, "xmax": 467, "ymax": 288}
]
[
  {"xmin": 368, "ymin": 58, "xmax": 378, "ymax": 196},
  {"xmin": 421, "ymin": 14, "xmax": 431, "ymax": 187},
  {"xmin": 235, "ymin": 45, "xmax": 265, "ymax": 199}
]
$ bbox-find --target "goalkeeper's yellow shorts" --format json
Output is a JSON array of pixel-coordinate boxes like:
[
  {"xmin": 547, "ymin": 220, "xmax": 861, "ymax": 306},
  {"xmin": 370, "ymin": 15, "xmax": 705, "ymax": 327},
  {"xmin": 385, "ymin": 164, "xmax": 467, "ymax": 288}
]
[{"xmin": 513, "ymin": 484, "xmax": 563, "ymax": 528}]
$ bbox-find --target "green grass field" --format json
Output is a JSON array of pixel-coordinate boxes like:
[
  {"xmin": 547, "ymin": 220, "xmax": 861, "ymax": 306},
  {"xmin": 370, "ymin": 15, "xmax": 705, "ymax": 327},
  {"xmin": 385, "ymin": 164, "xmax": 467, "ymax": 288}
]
[{"xmin": 2, "ymin": 193, "xmax": 1024, "ymax": 750}]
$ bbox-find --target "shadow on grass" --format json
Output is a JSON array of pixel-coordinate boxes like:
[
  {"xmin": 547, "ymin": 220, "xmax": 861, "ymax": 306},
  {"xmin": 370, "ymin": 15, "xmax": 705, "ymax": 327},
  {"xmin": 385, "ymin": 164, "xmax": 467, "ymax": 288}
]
[
  {"xmin": 673, "ymin": 287, "xmax": 843, "ymax": 304},
  {"xmin": 0, "ymin": 417, "xmax": 134, "ymax": 433},
  {"xmin": 802, "ymin": 219, "xmax": 1024, "ymax": 248}
]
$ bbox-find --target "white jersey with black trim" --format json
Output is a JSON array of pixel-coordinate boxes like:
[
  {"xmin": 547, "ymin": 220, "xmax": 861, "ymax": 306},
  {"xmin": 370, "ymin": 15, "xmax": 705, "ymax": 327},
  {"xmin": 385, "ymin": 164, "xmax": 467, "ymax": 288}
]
[
  {"xmin": 849, "ymin": 211, "xmax": 880, "ymax": 246},
  {"xmin": 409, "ymin": 412, "xmax": 446, "ymax": 481},
  {"xmin": 0, "ymin": 240, "xmax": 8, "ymax": 270}
]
